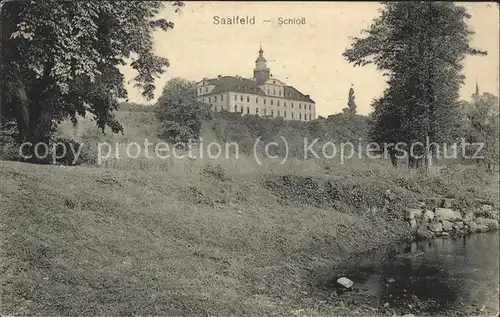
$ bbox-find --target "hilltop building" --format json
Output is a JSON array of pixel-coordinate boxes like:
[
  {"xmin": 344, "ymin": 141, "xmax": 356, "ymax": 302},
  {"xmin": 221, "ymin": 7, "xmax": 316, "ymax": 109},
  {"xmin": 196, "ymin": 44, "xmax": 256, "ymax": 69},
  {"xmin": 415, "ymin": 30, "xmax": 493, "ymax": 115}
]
[{"xmin": 196, "ymin": 46, "xmax": 315, "ymax": 121}]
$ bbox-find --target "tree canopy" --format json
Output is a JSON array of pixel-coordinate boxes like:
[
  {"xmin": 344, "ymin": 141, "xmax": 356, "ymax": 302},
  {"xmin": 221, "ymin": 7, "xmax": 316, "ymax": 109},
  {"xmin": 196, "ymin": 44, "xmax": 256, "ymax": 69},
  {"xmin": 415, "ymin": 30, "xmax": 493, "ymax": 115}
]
[
  {"xmin": 343, "ymin": 2, "xmax": 486, "ymax": 167},
  {"xmin": 155, "ymin": 78, "xmax": 209, "ymax": 144},
  {"xmin": 463, "ymin": 92, "xmax": 500, "ymax": 169},
  {"xmin": 1, "ymin": 1, "xmax": 183, "ymax": 154}
]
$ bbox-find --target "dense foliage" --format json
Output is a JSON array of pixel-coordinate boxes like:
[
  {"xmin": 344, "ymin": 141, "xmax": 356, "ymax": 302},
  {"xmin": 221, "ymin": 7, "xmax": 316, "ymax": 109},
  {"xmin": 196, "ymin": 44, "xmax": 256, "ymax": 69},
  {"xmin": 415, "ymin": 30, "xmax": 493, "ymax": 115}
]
[
  {"xmin": 0, "ymin": 0, "xmax": 183, "ymax": 161},
  {"xmin": 343, "ymin": 2, "xmax": 486, "ymax": 167},
  {"xmin": 462, "ymin": 93, "xmax": 500, "ymax": 170},
  {"xmin": 155, "ymin": 78, "xmax": 210, "ymax": 144},
  {"xmin": 210, "ymin": 111, "xmax": 369, "ymax": 158}
]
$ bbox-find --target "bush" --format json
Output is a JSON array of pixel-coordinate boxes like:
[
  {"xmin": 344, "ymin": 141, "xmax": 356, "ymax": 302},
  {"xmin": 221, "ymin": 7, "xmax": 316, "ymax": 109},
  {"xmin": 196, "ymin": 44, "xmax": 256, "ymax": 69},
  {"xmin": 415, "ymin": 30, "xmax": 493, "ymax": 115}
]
[
  {"xmin": 155, "ymin": 78, "xmax": 210, "ymax": 144},
  {"xmin": 208, "ymin": 111, "xmax": 369, "ymax": 159},
  {"xmin": 50, "ymin": 136, "xmax": 95, "ymax": 166}
]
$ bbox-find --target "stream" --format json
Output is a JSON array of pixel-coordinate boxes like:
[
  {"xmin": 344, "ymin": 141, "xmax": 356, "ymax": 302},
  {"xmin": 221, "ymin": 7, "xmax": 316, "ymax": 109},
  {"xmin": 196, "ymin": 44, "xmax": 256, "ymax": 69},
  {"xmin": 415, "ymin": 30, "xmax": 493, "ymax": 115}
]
[{"xmin": 328, "ymin": 232, "xmax": 499, "ymax": 316}]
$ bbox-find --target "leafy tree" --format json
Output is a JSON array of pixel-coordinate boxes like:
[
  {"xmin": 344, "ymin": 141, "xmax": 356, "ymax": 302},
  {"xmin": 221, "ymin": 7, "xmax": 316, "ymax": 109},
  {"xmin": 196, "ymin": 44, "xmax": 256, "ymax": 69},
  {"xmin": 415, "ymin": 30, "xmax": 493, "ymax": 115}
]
[
  {"xmin": 343, "ymin": 2, "xmax": 486, "ymax": 168},
  {"xmin": 155, "ymin": 78, "xmax": 209, "ymax": 144},
  {"xmin": 463, "ymin": 93, "xmax": 499, "ymax": 170},
  {"xmin": 0, "ymin": 0, "xmax": 183, "ymax": 161}
]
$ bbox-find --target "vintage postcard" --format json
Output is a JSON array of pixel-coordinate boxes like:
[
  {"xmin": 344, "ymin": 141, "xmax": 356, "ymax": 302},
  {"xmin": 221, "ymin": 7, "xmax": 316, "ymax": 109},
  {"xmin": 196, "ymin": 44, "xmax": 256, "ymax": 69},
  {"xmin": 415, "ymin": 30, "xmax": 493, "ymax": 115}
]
[{"xmin": 1, "ymin": 1, "xmax": 499, "ymax": 316}]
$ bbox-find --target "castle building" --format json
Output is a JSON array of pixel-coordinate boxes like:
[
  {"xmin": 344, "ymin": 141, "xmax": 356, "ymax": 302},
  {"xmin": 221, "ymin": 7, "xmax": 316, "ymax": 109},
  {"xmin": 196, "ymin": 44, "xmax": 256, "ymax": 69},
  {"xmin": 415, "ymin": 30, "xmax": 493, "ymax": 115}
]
[{"xmin": 196, "ymin": 46, "xmax": 316, "ymax": 121}]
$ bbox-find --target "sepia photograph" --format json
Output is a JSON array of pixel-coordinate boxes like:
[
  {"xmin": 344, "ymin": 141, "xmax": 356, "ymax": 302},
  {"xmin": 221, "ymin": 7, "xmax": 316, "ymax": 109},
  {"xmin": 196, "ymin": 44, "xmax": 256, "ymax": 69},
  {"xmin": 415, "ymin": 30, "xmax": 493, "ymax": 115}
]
[{"xmin": 1, "ymin": 1, "xmax": 499, "ymax": 316}]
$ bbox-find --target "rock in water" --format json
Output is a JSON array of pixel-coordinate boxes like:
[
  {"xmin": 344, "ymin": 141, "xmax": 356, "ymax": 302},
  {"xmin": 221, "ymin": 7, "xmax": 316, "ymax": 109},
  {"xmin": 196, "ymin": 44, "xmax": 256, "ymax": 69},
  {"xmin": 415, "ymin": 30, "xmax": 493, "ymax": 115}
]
[
  {"xmin": 469, "ymin": 221, "xmax": 479, "ymax": 233},
  {"xmin": 402, "ymin": 314, "xmax": 416, "ymax": 317},
  {"xmin": 428, "ymin": 222, "xmax": 443, "ymax": 233},
  {"xmin": 434, "ymin": 208, "xmax": 462, "ymax": 221},
  {"xmin": 417, "ymin": 228, "xmax": 434, "ymax": 239},
  {"xmin": 476, "ymin": 224, "xmax": 490, "ymax": 233},
  {"xmin": 337, "ymin": 277, "xmax": 353, "ymax": 289},
  {"xmin": 441, "ymin": 220, "xmax": 454, "ymax": 231},
  {"xmin": 476, "ymin": 217, "xmax": 499, "ymax": 230},
  {"xmin": 423, "ymin": 210, "xmax": 435, "ymax": 222}
]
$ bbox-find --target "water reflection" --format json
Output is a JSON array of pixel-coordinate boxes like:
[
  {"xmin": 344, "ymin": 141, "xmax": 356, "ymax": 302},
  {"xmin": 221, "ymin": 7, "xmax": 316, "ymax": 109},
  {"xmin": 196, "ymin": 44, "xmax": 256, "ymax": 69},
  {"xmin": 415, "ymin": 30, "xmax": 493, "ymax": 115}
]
[{"xmin": 324, "ymin": 232, "xmax": 499, "ymax": 315}]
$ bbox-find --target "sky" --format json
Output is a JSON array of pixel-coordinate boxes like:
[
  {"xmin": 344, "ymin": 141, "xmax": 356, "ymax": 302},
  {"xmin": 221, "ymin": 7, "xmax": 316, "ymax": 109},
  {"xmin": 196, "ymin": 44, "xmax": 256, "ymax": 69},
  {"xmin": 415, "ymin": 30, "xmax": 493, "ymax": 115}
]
[{"xmin": 121, "ymin": 2, "xmax": 499, "ymax": 117}]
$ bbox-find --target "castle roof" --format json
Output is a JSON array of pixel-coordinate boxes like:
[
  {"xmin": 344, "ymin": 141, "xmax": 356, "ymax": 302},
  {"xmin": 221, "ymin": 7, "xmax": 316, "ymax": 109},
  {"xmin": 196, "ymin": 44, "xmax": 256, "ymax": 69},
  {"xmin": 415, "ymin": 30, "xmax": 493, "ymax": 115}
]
[
  {"xmin": 207, "ymin": 76, "xmax": 266, "ymax": 96},
  {"xmin": 202, "ymin": 76, "xmax": 315, "ymax": 103}
]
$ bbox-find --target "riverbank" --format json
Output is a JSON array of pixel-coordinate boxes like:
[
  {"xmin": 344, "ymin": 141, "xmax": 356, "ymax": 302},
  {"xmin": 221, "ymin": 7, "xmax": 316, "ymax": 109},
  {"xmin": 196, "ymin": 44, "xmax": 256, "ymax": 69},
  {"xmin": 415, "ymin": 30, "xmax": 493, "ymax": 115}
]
[
  {"xmin": 406, "ymin": 198, "xmax": 499, "ymax": 240},
  {"xmin": 319, "ymin": 232, "xmax": 499, "ymax": 317},
  {"xmin": 0, "ymin": 160, "xmax": 498, "ymax": 316}
]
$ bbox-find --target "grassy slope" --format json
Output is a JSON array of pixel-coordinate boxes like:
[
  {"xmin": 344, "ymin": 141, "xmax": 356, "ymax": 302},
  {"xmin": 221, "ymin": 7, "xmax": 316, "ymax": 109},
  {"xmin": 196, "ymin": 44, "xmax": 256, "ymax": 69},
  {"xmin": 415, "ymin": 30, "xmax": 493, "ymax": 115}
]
[
  {"xmin": 0, "ymin": 161, "xmax": 416, "ymax": 316},
  {"xmin": 2, "ymin": 111, "xmax": 498, "ymax": 316}
]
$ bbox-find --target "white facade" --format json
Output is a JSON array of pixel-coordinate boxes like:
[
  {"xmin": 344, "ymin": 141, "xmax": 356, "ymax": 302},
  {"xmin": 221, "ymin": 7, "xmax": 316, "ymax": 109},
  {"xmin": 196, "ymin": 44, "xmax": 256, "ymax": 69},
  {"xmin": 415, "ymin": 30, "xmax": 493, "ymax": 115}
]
[{"xmin": 196, "ymin": 48, "xmax": 316, "ymax": 122}]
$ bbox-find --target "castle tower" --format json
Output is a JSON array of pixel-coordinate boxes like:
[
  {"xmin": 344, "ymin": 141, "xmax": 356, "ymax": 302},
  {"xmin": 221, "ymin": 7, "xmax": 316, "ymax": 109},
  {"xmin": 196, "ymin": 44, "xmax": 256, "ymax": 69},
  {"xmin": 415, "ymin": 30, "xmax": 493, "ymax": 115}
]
[{"xmin": 253, "ymin": 45, "xmax": 270, "ymax": 85}]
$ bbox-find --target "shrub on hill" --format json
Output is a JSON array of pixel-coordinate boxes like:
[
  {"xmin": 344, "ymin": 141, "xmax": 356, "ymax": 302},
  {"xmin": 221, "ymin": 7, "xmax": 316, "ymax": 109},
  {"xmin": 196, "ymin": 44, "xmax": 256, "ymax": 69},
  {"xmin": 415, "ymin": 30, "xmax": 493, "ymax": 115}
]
[
  {"xmin": 208, "ymin": 111, "xmax": 369, "ymax": 158},
  {"xmin": 155, "ymin": 78, "xmax": 211, "ymax": 145}
]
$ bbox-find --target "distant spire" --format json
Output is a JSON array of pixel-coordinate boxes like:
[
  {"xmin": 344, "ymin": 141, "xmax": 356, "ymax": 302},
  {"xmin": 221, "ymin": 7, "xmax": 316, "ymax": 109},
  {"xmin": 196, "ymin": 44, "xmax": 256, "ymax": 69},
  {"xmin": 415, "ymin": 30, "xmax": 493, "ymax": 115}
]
[{"xmin": 475, "ymin": 79, "xmax": 479, "ymax": 96}]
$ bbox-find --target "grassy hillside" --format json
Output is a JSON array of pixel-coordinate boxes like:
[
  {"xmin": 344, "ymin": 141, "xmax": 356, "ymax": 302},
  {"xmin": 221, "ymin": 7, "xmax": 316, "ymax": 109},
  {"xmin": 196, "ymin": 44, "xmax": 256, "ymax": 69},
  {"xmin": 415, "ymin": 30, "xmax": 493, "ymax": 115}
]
[
  {"xmin": 1, "ymin": 157, "xmax": 498, "ymax": 316},
  {"xmin": 56, "ymin": 109, "xmax": 369, "ymax": 164},
  {"xmin": 3, "ymin": 109, "xmax": 498, "ymax": 315}
]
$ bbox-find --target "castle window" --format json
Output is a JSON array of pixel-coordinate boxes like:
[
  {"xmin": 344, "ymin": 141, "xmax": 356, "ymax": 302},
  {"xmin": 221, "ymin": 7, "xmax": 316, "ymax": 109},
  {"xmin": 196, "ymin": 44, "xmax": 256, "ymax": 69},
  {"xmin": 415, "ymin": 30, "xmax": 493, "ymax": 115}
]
[
  {"xmin": 299, "ymin": 113, "xmax": 302, "ymax": 120},
  {"xmin": 309, "ymin": 104, "xmax": 311, "ymax": 110},
  {"xmin": 279, "ymin": 91, "xmax": 282, "ymax": 96},
  {"xmin": 271, "ymin": 110, "xmax": 274, "ymax": 116},
  {"xmin": 221, "ymin": 95, "xmax": 223, "ymax": 101},
  {"xmin": 247, "ymin": 96, "xmax": 250, "ymax": 102},
  {"xmin": 240, "ymin": 95, "xmax": 243, "ymax": 101},
  {"xmin": 277, "ymin": 101, "xmax": 280, "ymax": 106},
  {"xmin": 264, "ymin": 99, "xmax": 267, "ymax": 105},
  {"xmin": 240, "ymin": 106, "xmax": 244, "ymax": 113},
  {"xmin": 273, "ymin": 80, "xmax": 276, "ymax": 84},
  {"xmin": 247, "ymin": 106, "xmax": 250, "ymax": 114},
  {"xmin": 273, "ymin": 89, "xmax": 276, "ymax": 95},
  {"xmin": 309, "ymin": 114, "xmax": 312, "ymax": 120},
  {"xmin": 284, "ymin": 111, "xmax": 287, "ymax": 118},
  {"xmin": 256, "ymin": 97, "xmax": 259, "ymax": 103},
  {"xmin": 256, "ymin": 107, "xmax": 259, "ymax": 114},
  {"xmin": 205, "ymin": 87, "xmax": 207, "ymax": 92},
  {"xmin": 277, "ymin": 110, "xmax": 280, "ymax": 117},
  {"xmin": 271, "ymin": 100, "xmax": 273, "ymax": 106},
  {"xmin": 291, "ymin": 103, "xmax": 294, "ymax": 108},
  {"xmin": 267, "ymin": 89, "xmax": 270, "ymax": 94},
  {"xmin": 234, "ymin": 105, "xmax": 237, "ymax": 112},
  {"xmin": 264, "ymin": 108, "xmax": 267, "ymax": 115},
  {"xmin": 209, "ymin": 97, "xmax": 211, "ymax": 103},
  {"xmin": 214, "ymin": 96, "xmax": 217, "ymax": 102},
  {"xmin": 235, "ymin": 94, "xmax": 237, "ymax": 101},
  {"xmin": 291, "ymin": 113, "xmax": 294, "ymax": 119},
  {"xmin": 284, "ymin": 102, "xmax": 286, "ymax": 107}
]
